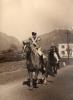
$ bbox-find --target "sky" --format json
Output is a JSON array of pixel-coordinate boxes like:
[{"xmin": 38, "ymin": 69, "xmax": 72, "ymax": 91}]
[{"xmin": 0, "ymin": 0, "xmax": 73, "ymax": 41}]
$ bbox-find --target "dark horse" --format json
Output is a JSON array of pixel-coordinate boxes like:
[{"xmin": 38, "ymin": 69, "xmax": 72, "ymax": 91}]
[
  {"xmin": 42, "ymin": 46, "xmax": 61, "ymax": 84},
  {"xmin": 48, "ymin": 46, "xmax": 60, "ymax": 75},
  {"xmin": 22, "ymin": 41, "xmax": 46, "ymax": 89}
]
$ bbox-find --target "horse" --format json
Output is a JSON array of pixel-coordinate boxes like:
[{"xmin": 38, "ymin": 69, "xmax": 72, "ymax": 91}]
[
  {"xmin": 22, "ymin": 41, "xmax": 46, "ymax": 89},
  {"xmin": 47, "ymin": 46, "xmax": 60, "ymax": 75},
  {"xmin": 38, "ymin": 47, "xmax": 60, "ymax": 84}
]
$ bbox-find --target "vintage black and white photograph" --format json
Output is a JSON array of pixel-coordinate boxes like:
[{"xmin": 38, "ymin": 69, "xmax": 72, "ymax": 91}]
[{"xmin": 0, "ymin": 0, "xmax": 73, "ymax": 100}]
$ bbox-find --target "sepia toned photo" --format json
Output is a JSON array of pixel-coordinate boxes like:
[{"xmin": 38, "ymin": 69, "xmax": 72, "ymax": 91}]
[{"xmin": 0, "ymin": 0, "xmax": 73, "ymax": 100}]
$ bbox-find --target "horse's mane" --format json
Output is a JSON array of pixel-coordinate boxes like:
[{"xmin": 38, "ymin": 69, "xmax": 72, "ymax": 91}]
[{"xmin": 24, "ymin": 44, "xmax": 40, "ymax": 68}]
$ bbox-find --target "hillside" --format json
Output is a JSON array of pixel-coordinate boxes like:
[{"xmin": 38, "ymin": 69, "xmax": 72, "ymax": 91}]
[
  {"xmin": 0, "ymin": 30, "xmax": 73, "ymax": 51},
  {"xmin": 40, "ymin": 29, "xmax": 73, "ymax": 50},
  {"xmin": 0, "ymin": 32, "xmax": 21, "ymax": 51}
]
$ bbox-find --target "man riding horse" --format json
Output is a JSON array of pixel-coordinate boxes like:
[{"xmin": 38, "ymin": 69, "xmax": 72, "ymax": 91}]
[
  {"xmin": 23, "ymin": 32, "xmax": 44, "ymax": 58},
  {"xmin": 29, "ymin": 32, "xmax": 46, "ymax": 73},
  {"xmin": 29, "ymin": 32, "xmax": 43, "ymax": 56},
  {"xmin": 23, "ymin": 32, "xmax": 46, "ymax": 89}
]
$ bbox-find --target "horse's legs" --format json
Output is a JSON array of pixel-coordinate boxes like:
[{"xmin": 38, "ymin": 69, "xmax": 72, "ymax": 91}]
[
  {"xmin": 28, "ymin": 71, "xmax": 30, "ymax": 80},
  {"xmin": 28, "ymin": 70, "xmax": 38, "ymax": 89},
  {"xmin": 42, "ymin": 72, "xmax": 47, "ymax": 84},
  {"xmin": 55, "ymin": 65, "xmax": 57, "ymax": 74},
  {"xmin": 43, "ymin": 64, "xmax": 49, "ymax": 84},
  {"xmin": 35, "ymin": 71, "xmax": 38, "ymax": 80},
  {"xmin": 32, "ymin": 69, "xmax": 39, "ymax": 88},
  {"xmin": 53, "ymin": 65, "xmax": 57, "ymax": 74},
  {"xmin": 28, "ymin": 71, "xmax": 33, "ymax": 89}
]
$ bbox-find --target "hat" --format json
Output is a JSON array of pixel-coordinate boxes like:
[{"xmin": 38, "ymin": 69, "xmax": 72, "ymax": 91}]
[{"xmin": 32, "ymin": 32, "xmax": 37, "ymax": 35}]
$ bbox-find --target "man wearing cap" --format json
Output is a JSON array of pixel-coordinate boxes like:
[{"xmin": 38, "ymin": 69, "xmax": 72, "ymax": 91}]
[{"xmin": 29, "ymin": 32, "xmax": 44, "ymax": 56}]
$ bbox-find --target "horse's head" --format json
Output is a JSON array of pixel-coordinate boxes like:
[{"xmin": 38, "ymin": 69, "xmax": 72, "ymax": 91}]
[
  {"xmin": 23, "ymin": 41, "xmax": 31, "ymax": 54},
  {"xmin": 49, "ymin": 46, "xmax": 57, "ymax": 54}
]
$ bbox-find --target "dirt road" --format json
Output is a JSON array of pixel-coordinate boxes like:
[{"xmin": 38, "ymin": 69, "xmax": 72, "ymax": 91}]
[{"xmin": 0, "ymin": 64, "xmax": 73, "ymax": 100}]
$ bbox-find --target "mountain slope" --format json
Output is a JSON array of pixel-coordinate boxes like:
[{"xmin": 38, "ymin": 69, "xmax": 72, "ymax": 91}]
[
  {"xmin": 40, "ymin": 29, "xmax": 73, "ymax": 50},
  {"xmin": 0, "ymin": 32, "xmax": 20, "ymax": 51}
]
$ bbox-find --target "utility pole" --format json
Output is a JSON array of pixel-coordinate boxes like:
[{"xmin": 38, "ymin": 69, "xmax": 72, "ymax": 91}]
[{"xmin": 65, "ymin": 30, "xmax": 71, "ymax": 63}]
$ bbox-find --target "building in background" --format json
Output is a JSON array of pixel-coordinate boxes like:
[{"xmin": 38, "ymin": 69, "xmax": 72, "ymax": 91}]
[{"xmin": 58, "ymin": 43, "xmax": 73, "ymax": 58}]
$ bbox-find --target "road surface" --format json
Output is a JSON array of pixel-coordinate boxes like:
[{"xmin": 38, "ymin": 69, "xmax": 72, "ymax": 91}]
[{"xmin": 0, "ymin": 65, "xmax": 73, "ymax": 100}]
